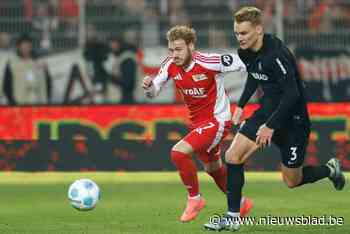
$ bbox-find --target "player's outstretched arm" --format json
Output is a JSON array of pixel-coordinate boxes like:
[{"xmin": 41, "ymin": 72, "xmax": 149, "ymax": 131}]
[
  {"xmin": 142, "ymin": 76, "xmax": 157, "ymax": 98},
  {"xmin": 142, "ymin": 58, "xmax": 172, "ymax": 99}
]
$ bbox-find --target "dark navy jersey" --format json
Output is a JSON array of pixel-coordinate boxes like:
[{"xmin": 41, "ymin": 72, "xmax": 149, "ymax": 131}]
[{"xmin": 237, "ymin": 34, "xmax": 310, "ymax": 130}]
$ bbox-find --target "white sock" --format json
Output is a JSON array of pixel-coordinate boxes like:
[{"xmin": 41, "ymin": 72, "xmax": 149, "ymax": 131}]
[
  {"xmin": 240, "ymin": 197, "xmax": 245, "ymax": 206},
  {"xmin": 189, "ymin": 194, "xmax": 201, "ymax": 200},
  {"xmin": 227, "ymin": 212, "xmax": 240, "ymax": 218}
]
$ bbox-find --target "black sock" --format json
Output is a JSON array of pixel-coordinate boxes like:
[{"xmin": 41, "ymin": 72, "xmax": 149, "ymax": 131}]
[
  {"xmin": 298, "ymin": 165, "xmax": 330, "ymax": 186},
  {"xmin": 227, "ymin": 163, "xmax": 244, "ymax": 213}
]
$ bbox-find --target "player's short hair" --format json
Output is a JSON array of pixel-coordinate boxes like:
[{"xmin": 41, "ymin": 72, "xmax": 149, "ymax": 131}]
[
  {"xmin": 234, "ymin": 6, "xmax": 262, "ymax": 25},
  {"xmin": 166, "ymin": 25, "xmax": 197, "ymax": 45}
]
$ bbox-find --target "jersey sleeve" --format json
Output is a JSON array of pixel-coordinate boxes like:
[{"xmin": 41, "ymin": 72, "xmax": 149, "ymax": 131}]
[
  {"xmin": 194, "ymin": 52, "xmax": 246, "ymax": 74},
  {"xmin": 237, "ymin": 73, "xmax": 258, "ymax": 108},
  {"xmin": 144, "ymin": 58, "xmax": 171, "ymax": 98},
  {"xmin": 265, "ymin": 55, "xmax": 300, "ymax": 129}
]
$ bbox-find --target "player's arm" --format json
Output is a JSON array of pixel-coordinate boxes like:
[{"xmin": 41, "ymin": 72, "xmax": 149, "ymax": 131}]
[
  {"xmin": 232, "ymin": 73, "xmax": 258, "ymax": 125},
  {"xmin": 265, "ymin": 55, "xmax": 300, "ymax": 129},
  {"xmin": 194, "ymin": 52, "xmax": 246, "ymax": 73},
  {"xmin": 142, "ymin": 59, "xmax": 170, "ymax": 98},
  {"xmin": 237, "ymin": 73, "xmax": 258, "ymax": 108}
]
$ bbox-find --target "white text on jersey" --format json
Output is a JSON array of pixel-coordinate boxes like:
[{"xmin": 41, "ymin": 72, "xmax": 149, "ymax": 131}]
[
  {"xmin": 182, "ymin": 87, "xmax": 207, "ymax": 98},
  {"xmin": 251, "ymin": 72, "xmax": 269, "ymax": 81}
]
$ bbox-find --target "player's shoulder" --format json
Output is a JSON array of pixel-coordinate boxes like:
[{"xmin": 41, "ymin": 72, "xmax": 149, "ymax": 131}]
[
  {"xmin": 264, "ymin": 34, "xmax": 292, "ymax": 58},
  {"xmin": 159, "ymin": 56, "xmax": 175, "ymax": 71},
  {"xmin": 193, "ymin": 51, "xmax": 221, "ymax": 64},
  {"xmin": 193, "ymin": 51, "xmax": 243, "ymax": 69},
  {"xmin": 260, "ymin": 34, "xmax": 294, "ymax": 68}
]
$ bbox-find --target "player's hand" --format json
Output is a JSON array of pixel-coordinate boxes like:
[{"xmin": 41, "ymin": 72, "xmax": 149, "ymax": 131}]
[
  {"xmin": 142, "ymin": 76, "xmax": 153, "ymax": 89},
  {"xmin": 232, "ymin": 107, "xmax": 243, "ymax": 125},
  {"xmin": 256, "ymin": 124, "xmax": 274, "ymax": 148}
]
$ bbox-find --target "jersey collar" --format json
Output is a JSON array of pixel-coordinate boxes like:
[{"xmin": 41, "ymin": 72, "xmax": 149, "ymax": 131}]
[{"xmin": 183, "ymin": 60, "xmax": 195, "ymax": 72}]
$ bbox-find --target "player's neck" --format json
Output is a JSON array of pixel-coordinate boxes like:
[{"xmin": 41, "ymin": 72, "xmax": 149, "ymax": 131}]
[
  {"xmin": 251, "ymin": 35, "xmax": 264, "ymax": 52},
  {"xmin": 182, "ymin": 55, "xmax": 193, "ymax": 70}
]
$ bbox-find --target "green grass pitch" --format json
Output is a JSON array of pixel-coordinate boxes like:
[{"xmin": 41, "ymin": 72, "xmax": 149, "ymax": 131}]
[{"xmin": 0, "ymin": 172, "xmax": 348, "ymax": 234}]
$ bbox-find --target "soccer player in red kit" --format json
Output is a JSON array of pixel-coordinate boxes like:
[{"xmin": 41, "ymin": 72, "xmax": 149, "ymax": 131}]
[{"xmin": 142, "ymin": 25, "xmax": 253, "ymax": 222}]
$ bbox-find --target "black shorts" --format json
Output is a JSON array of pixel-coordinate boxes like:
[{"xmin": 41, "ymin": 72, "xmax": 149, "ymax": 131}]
[{"xmin": 238, "ymin": 112, "xmax": 310, "ymax": 168}]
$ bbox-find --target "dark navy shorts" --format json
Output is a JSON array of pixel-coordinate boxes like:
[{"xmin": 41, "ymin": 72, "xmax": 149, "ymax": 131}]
[{"xmin": 238, "ymin": 112, "xmax": 310, "ymax": 168}]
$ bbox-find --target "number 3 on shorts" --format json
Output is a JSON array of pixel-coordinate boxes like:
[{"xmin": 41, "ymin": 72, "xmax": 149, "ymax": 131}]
[{"xmin": 290, "ymin": 147, "xmax": 298, "ymax": 161}]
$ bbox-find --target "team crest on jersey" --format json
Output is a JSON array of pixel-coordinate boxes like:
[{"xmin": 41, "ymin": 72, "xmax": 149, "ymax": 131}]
[
  {"xmin": 192, "ymin": 74, "xmax": 208, "ymax": 82},
  {"xmin": 221, "ymin": 54, "xmax": 233, "ymax": 66},
  {"xmin": 174, "ymin": 74, "xmax": 182, "ymax": 80}
]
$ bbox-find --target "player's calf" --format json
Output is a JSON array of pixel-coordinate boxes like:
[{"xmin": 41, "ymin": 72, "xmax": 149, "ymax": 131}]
[{"xmin": 281, "ymin": 166, "xmax": 303, "ymax": 188}]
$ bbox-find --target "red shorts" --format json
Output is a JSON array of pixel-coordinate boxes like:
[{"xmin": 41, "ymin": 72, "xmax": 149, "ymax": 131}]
[{"xmin": 183, "ymin": 119, "xmax": 232, "ymax": 164}]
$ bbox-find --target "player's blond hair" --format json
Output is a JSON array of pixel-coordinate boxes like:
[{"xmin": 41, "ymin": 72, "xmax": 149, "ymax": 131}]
[
  {"xmin": 234, "ymin": 6, "xmax": 262, "ymax": 25},
  {"xmin": 166, "ymin": 25, "xmax": 197, "ymax": 45}
]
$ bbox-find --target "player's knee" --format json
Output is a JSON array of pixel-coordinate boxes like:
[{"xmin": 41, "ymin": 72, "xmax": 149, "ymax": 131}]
[
  {"xmin": 203, "ymin": 161, "xmax": 221, "ymax": 173},
  {"xmin": 170, "ymin": 149, "xmax": 188, "ymax": 164},
  {"xmin": 282, "ymin": 176, "xmax": 300, "ymax": 188},
  {"xmin": 224, "ymin": 150, "xmax": 243, "ymax": 164},
  {"xmin": 284, "ymin": 180, "xmax": 298, "ymax": 188}
]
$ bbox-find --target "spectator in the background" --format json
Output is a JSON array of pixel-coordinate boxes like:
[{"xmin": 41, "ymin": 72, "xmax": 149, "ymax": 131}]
[
  {"xmin": 141, "ymin": 5, "xmax": 160, "ymax": 48},
  {"xmin": 255, "ymin": 0, "xmax": 276, "ymax": 33},
  {"xmin": 32, "ymin": 1, "xmax": 59, "ymax": 52},
  {"xmin": 59, "ymin": 0, "xmax": 79, "ymax": 37},
  {"xmin": 106, "ymin": 36, "xmax": 138, "ymax": 104},
  {"xmin": 83, "ymin": 36, "xmax": 110, "ymax": 101},
  {"xmin": 308, "ymin": 0, "xmax": 339, "ymax": 33},
  {"xmin": 168, "ymin": 0, "xmax": 189, "ymax": 26},
  {"xmin": 0, "ymin": 32, "xmax": 11, "ymax": 52},
  {"xmin": 3, "ymin": 33, "xmax": 52, "ymax": 105}
]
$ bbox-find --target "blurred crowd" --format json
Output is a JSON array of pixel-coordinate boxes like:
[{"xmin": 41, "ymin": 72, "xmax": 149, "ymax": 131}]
[
  {"xmin": 0, "ymin": 32, "xmax": 139, "ymax": 105},
  {"xmin": 1, "ymin": 0, "xmax": 350, "ymax": 52},
  {"xmin": 0, "ymin": 0, "xmax": 350, "ymax": 105}
]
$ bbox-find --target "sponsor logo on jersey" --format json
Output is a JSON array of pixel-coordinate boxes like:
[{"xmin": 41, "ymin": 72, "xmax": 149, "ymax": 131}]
[
  {"xmin": 251, "ymin": 72, "xmax": 269, "ymax": 81},
  {"xmin": 192, "ymin": 74, "xmax": 208, "ymax": 82},
  {"xmin": 221, "ymin": 54, "xmax": 233, "ymax": 66},
  {"xmin": 182, "ymin": 87, "xmax": 207, "ymax": 98},
  {"xmin": 173, "ymin": 74, "xmax": 182, "ymax": 80}
]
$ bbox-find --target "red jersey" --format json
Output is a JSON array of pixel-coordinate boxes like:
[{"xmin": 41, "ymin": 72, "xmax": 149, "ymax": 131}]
[{"xmin": 146, "ymin": 52, "xmax": 246, "ymax": 127}]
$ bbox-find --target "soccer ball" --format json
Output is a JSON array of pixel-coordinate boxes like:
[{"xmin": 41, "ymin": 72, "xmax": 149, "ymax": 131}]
[{"xmin": 68, "ymin": 178, "xmax": 100, "ymax": 211}]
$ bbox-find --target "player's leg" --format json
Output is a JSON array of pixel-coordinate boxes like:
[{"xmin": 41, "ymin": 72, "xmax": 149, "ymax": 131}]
[
  {"xmin": 224, "ymin": 116, "xmax": 263, "ymax": 218},
  {"xmin": 204, "ymin": 116, "xmax": 263, "ymax": 231},
  {"xmin": 279, "ymin": 124, "xmax": 345, "ymax": 190},
  {"xmin": 204, "ymin": 132, "xmax": 258, "ymax": 231},
  {"xmin": 172, "ymin": 120, "xmax": 226, "ymax": 222},
  {"xmin": 199, "ymin": 150, "xmax": 227, "ymax": 193},
  {"xmin": 182, "ymin": 119, "xmax": 229, "ymax": 195},
  {"xmin": 177, "ymin": 119, "xmax": 232, "ymax": 222},
  {"xmin": 199, "ymin": 148, "xmax": 253, "ymax": 217},
  {"xmin": 171, "ymin": 139, "xmax": 206, "ymax": 222},
  {"xmin": 225, "ymin": 132, "xmax": 258, "ymax": 217},
  {"xmin": 281, "ymin": 157, "xmax": 345, "ymax": 190},
  {"xmin": 171, "ymin": 139, "xmax": 199, "ymax": 197}
]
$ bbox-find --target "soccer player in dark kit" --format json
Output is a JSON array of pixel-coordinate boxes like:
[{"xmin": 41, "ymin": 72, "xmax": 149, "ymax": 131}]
[{"xmin": 204, "ymin": 6, "xmax": 346, "ymax": 231}]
